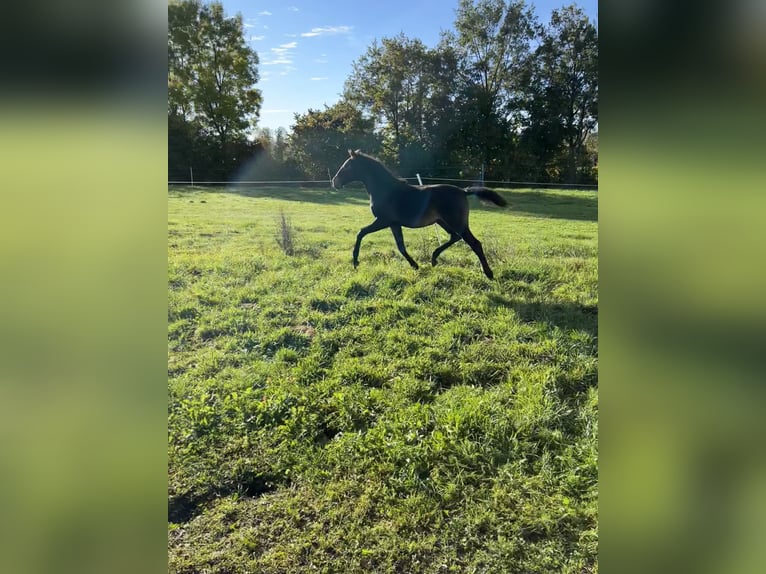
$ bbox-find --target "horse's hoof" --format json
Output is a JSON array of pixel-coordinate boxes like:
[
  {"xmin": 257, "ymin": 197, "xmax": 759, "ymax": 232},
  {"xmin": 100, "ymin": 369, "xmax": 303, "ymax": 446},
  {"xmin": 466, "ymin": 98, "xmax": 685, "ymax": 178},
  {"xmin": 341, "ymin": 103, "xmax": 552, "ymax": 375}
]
[{"xmin": 485, "ymin": 270, "xmax": 494, "ymax": 280}]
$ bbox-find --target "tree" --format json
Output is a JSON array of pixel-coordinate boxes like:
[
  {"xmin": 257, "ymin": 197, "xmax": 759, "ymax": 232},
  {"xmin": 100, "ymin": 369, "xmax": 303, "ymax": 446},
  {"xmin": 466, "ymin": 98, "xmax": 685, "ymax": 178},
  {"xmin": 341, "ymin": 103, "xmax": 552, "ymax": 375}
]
[
  {"xmin": 168, "ymin": 0, "xmax": 262, "ymax": 178},
  {"xmin": 447, "ymin": 0, "xmax": 538, "ymax": 177},
  {"xmin": 522, "ymin": 5, "xmax": 597, "ymax": 183},
  {"xmin": 273, "ymin": 127, "xmax": 288, "ymax": 166},
  {"xmin": 344, "ymin": 34, "xmax": 452, "ymax": 172},
  {"xmin": 289, "ymin": 101, "xmax": 379, "ymax": 180},
  {"xmin": 232, "ymin": 127, "xmax": 302, "ymax": 182}
]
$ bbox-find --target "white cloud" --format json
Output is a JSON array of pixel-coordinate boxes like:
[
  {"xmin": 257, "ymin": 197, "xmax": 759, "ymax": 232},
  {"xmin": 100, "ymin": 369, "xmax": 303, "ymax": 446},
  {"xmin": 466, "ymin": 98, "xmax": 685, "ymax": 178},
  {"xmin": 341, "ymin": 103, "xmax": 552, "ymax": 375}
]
[
  {"xmin": 249, "ymin": 35, "xmax": 266, "ymax": 41},
  {"xmin": 244, "ymin": 23, "xmax": 254, "ymax": 28},
  {"xmin": 300, "ymin": 25, "xmax": 353, "ymax": 38},
  {"xmin": 263, "ymin": 41, "xmax": 298, "ymax": 65},
  {"xmin": 310, "ymin": 77, "xmax": 328, "ymax": 81},
  {"xmin": 263, "ymin": 57, "xmax": 292, "ymax": 66},
  {"xmin": 287, "ymin": 6, "xmax": 299, "ymax": 12},
  {"xmin": 258, "ymin": 11, "xmax": 272, "ymax": 16}
]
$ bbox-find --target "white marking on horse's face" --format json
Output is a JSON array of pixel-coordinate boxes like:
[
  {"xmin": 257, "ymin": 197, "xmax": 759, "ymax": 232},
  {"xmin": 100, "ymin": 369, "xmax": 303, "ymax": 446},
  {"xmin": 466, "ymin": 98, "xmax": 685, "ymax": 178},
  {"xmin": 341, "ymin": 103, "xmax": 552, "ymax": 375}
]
[{"xmin": 331, "ymin": 156, "xmax": 357, "ymax": 188}]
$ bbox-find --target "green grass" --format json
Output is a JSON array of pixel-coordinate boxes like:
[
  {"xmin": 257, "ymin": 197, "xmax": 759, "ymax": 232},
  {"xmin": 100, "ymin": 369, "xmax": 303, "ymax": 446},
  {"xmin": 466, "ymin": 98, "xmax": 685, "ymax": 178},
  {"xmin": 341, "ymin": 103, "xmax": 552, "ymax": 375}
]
[{"xmin": 168, "ymin": 185, "xmax": 598, "ymax": 573}]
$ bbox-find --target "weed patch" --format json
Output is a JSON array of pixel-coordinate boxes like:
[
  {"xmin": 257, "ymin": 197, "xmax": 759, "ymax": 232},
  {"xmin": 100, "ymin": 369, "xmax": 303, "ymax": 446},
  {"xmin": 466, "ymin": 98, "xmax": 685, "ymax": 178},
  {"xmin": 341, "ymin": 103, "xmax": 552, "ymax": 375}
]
[{"xmin": 275, "ymin": 210, "xmax": 296, "ymax": 256}]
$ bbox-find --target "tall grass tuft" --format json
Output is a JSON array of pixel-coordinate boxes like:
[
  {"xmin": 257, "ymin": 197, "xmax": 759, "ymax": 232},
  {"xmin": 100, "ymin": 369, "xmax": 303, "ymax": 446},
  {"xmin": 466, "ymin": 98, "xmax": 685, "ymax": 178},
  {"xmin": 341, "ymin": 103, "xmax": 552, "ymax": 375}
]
[{"xmin": 275, "ymin": 210, "xmax": 296, "ymax": 256}]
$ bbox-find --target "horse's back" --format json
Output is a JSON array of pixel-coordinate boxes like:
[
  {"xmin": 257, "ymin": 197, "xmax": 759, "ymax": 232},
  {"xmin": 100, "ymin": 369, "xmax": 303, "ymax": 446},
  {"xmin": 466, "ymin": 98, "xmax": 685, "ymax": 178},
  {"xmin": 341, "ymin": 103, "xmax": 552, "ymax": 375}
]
[
  {"xmin": 419, "ymin": 184, "xmax": 470, "ymax": 230},
  {"xmin": 423, "ymin": 184, "xmax": 468, "ymax": 207},
  {"xmin": 420, "ymin": 183, "xmax": 464, "ymax": 193}
]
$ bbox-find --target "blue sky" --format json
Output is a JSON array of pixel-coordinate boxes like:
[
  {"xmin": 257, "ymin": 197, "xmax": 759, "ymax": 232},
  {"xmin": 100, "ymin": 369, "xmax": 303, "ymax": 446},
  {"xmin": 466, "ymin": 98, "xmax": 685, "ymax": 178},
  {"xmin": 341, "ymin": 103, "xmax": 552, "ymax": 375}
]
[{"xmin": 218, "ymin": 1, "xmax": 597, "ymax": 131}]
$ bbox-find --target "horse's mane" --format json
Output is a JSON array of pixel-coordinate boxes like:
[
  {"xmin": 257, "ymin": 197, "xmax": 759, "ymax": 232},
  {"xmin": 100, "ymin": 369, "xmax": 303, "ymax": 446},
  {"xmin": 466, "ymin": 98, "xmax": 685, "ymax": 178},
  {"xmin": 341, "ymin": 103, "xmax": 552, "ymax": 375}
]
[{"xmin": 355, "ymin": 152, "xmax": 408, "ymax": 184}]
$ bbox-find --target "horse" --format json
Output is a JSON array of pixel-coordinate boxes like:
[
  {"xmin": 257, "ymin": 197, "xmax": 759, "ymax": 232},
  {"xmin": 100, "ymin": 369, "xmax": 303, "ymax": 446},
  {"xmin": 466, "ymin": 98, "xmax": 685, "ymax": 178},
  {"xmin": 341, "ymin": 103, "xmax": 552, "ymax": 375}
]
[{"xmin": 331, "ymin": 149, "xmax": 507, "ymax": 279}]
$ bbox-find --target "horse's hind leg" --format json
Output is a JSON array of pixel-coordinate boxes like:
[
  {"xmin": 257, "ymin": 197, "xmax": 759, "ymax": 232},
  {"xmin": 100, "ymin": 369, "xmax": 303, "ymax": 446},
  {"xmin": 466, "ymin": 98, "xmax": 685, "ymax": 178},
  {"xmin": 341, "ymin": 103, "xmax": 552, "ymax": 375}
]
[
  {"xmin": 462, "ymin": 227, "xmax": 494, "ymax": 279},
  {"xmin": 431, "ymin": 223, "xmax": 461, "ymax": 266},
  {"xmin": 390, "ymin": 225, "xmax": 419, "ymax": 269}
]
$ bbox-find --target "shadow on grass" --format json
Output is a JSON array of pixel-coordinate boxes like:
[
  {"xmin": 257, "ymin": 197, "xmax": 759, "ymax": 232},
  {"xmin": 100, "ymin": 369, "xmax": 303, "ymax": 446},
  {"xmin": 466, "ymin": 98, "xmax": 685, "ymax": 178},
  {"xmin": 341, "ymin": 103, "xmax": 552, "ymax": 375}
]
[
  {"xmin": 475, "ymin": 189, "xmax": 597, "ymax": 221},
  {"xmin": 169, "ymin": 471, "xmax": 286, "ymax": 524},
  {"xmin": 488, "ymin": 294, "xmax": 598, "ymax": 336},
  {"xmin": 170, "ymin": 184, "xmax": 371, "ymax": 207},
  {"xmin": 235, "ymin": 185, "xmax": 373, "ymax": 206},
  {"xmin": 170, "ymin": 185, "xmax": 597, "ymax": 221}
]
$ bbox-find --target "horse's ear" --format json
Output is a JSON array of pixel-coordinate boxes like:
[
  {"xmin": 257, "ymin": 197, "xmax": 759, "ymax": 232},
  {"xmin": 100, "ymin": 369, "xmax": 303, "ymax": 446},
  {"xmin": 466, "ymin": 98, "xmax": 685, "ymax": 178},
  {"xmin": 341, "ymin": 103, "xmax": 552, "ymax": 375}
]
[
  {"xmin": 348, "ymin": 149, "xmax": 355, "ymax": 157},
  {"xmin": 354, "ymin": 149, "xmax": 362, "ymax": 155}
]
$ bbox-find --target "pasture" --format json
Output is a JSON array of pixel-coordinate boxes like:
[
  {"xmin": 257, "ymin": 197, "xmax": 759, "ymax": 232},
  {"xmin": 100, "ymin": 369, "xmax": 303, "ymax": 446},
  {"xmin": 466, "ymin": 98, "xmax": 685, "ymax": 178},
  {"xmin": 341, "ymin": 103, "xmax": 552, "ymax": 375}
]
[{"xmin": 168, "ymin": 184, "xmax": 598, "ymax": 573}]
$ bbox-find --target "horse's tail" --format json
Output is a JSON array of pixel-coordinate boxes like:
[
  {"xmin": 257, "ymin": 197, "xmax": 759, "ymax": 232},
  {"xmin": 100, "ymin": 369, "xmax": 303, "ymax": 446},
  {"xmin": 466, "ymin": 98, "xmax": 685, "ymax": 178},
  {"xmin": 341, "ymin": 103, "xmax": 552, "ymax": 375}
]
[{"xmin": 465, "ymin": 186, "xmax": 507, "ymax": 207}]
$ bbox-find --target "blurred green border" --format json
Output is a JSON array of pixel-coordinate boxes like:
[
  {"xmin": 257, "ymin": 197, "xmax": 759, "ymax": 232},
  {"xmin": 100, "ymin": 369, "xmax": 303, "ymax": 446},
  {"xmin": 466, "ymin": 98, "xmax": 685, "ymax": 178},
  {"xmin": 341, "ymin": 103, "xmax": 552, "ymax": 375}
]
[
  {"xmin": 0, "ymin": 106, "xmax": 168, "ymax": 574},
  {"xmin": 3, "ymin": 1, "xmax": 766, "ymax": 572},
  {"xmin": 600, "ymin": 2, "xmax": 766, "ymax": 571}
]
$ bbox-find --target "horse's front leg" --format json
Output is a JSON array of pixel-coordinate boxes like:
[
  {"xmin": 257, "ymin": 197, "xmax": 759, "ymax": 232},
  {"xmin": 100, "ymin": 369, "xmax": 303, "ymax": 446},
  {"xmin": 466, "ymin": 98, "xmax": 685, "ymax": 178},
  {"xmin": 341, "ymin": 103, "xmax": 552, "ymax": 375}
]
[{"xmin": 353, "ymin": 219, "xmax": 389, "ymax": 268}]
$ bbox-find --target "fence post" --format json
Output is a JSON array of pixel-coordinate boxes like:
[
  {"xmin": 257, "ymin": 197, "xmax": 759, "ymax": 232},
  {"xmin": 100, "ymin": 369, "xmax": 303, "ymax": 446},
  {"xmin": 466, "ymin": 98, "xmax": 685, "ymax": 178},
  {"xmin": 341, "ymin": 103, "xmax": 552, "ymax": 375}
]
[
  {"xmin": 418, "ymin": 173, "xmax": 440, "ymax": 243},
  {"xmin": 190, "ymin": 166, "xmax": 194, "ymax": 187}
]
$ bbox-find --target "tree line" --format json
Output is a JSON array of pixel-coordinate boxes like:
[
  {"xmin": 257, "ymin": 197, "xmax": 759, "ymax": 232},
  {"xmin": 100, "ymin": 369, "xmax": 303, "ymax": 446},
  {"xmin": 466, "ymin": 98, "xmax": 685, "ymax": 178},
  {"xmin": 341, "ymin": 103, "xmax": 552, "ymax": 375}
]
[{"xmin": 168, "ymin": 0, "xmax": 597, "ymax": 185}]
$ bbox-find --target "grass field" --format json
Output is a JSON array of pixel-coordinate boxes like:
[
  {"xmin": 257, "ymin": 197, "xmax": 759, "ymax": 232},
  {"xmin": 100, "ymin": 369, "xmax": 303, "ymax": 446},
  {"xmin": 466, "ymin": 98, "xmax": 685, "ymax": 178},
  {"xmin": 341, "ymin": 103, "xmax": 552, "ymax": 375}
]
[{"xmin": 168, "ymin": 184, "xmax": 598, "ymax": 573}]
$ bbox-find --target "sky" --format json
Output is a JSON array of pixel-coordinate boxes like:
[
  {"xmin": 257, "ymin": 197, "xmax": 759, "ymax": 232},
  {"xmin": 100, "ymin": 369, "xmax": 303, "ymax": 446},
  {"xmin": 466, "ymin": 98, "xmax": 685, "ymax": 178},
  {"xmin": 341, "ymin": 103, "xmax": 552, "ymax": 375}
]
[{"xmin": 218, "ymin": 1, "xmax": 598, "ymax": 132}]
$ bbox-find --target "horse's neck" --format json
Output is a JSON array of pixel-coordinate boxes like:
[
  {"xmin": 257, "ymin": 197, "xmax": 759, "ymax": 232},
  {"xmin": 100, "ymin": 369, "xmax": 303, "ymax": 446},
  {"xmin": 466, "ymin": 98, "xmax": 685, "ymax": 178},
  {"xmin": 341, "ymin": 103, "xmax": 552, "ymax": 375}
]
[{"xmin": 362, "ymin": 165, "xmax": 404, "ymax": 201}]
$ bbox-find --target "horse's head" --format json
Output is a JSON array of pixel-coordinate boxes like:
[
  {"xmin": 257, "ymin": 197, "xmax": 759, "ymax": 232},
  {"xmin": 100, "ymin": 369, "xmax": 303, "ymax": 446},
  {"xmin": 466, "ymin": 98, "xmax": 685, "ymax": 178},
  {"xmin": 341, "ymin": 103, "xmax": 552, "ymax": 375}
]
[{"xmin": 331, "ymin": 149, "xmax": 364, "ymax": 189}]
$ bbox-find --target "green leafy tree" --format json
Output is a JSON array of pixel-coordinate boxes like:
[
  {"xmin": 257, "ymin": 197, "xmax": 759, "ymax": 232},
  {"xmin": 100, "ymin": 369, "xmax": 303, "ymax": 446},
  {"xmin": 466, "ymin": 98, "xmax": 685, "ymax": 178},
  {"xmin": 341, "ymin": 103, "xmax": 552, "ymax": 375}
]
[
  {"xmin": 416, "ymin": 41, "xmax": 465, "ymax": 175},
  {"xmin": 234, "ymin": 127, "xmax": 302, "ymax": 181},
  {"xmin": 289, "ymin": 101, "xmax": 380, "ymax": 180},
  {"xmin": 273, "ymin": 127, "xmax": 288, "ymax": 165},
  {"xmin": 447, "ymin": 0, "xmax": 538, "ymax": 177},
  {"xmin": 168, "ymin": 0, "xmax": 262, "ymax": 178},
  {"xmin": 521, "ymin": 4, "xmax": 598, "ymax": 183},
  {"xmin": 344, "ymin": 34, "xmax": 453, "ymax": 172}
]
